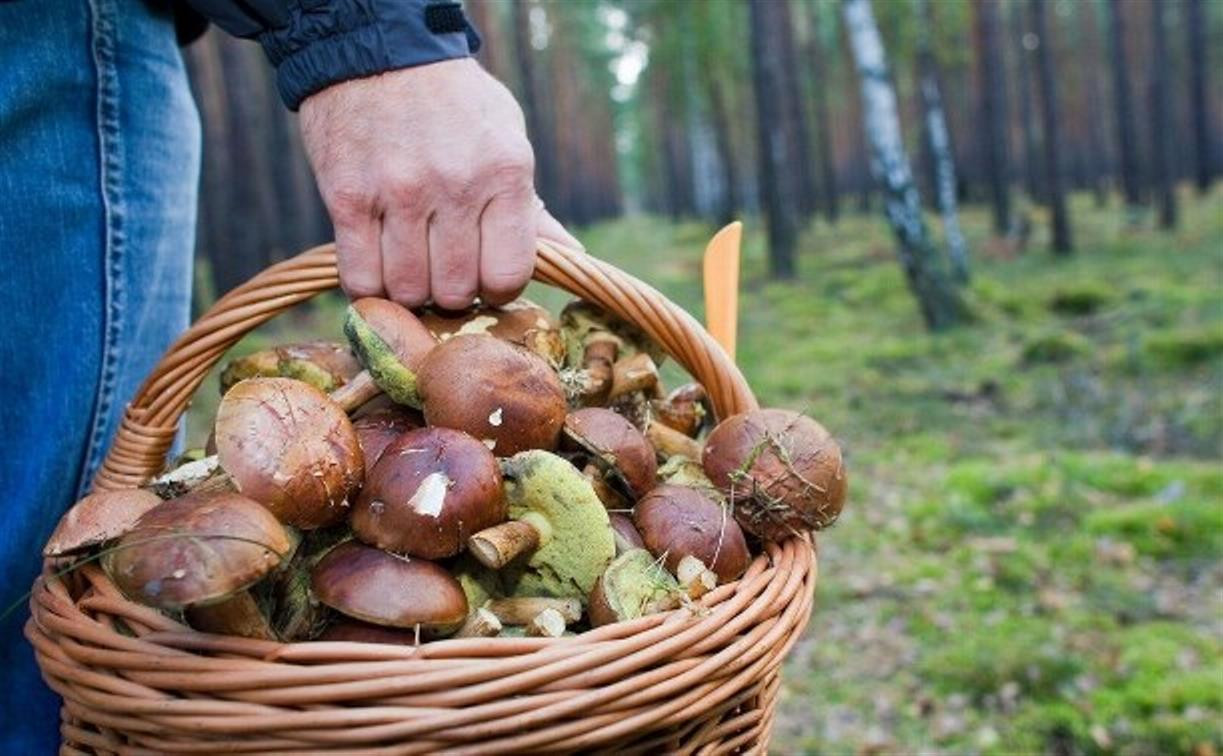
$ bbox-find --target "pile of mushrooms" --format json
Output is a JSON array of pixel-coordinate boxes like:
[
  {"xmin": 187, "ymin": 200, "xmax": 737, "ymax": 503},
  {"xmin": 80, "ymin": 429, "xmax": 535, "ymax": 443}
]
[{"xmin": 45, "ymin": 295, "xmax": 847, "ymax": 643}]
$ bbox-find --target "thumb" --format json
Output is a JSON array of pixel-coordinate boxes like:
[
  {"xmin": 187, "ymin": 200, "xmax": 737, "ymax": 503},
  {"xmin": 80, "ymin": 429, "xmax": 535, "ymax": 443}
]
[{"xmin": 536, "ymin": 202, "xmax": 584, "ymax": 252}]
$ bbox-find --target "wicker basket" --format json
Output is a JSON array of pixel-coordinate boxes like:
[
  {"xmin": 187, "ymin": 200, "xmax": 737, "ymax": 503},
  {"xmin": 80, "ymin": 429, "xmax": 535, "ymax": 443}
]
[{"xmin": 27, "ymin": 240, "xmax": 818, "ymax": 754}]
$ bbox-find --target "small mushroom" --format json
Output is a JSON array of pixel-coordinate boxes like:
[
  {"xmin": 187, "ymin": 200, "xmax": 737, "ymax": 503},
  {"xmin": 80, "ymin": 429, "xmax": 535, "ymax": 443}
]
[
  {"xmin": 608, "ymin": 353, "xmax": 663, "ymax": 402},
  {"xmin": 675, "ymin": 555, "xmax": 717, "ymax": 600},
  {"xmin": 103, "ymin": 491, "xmax": 291, "ymax": 613},
  {"xmin": 311, "ymin": 541, "xmax": 468, "ymax": 637},
  {"xmin": 645, "ymin": 419, "xmax": 705, "ymax": 462},
  {"xmin": 634, "ymin": 484, "xmax": 750, "ymax": 583},
  {"xmin": 352, "ymin": 406, "xmax": 424, "ymax": 476},
  {"xmin": 608, "ymin": 513, "xmax": 646, "ymax": 556},
  {"xmin": 467, "ymin": 451, "xmax": 615, "ymax": 606},
  {"xmin": 317, "ymin": 620, "xmax": 418, "ymax": 645},
  {"xmin": 336, "ymin": 297, "xmax": 438, "ymax": 411},
  {"xmin": 44, "ymin": 489, "xmax": 162, "ymax": 558},
  {"xmin": 418, "ymin": 299, "xmax": 565, "ymax": 366},
  {"xmin": 220, "ymin": 341, "xmax": 360, "ymax": 395},
  {"xmin": 562, "ymin": 408, "xmax": 657, "ymax": 499},
  {"xmin": 588, "ymin": 548, "xmax": 681, "ymax": 627},
  {"xmin": 454, "ymin": 607, "xmax": 503, "ymax": 638},
  {"xmin": 560, "ymin": 300, "xmax": 667, "ymax": 368},
  {"xmin": 484, "ymin": 597, "xmax": 582, "ymax": 625},
  {"xmin": 702, "ymin": 409, "xmax": 848, "ymax": 539},
  {"xmin": 652, "ymin": 383, "xmax": 711, "ymax": 438},
  {"xmin": 215, "ymin": 377, "xmax": 364, "ymax": 529},
  {"xmin": 351, "ymin": 427, "xmax": 505, "ymax": 559},
  {"xmin": 559, "ymin": 331, "xmax": 620, "ymax": 407},
  {"xmin": 416, "ymin": 334, "xmax": 567, "ymax": 455}
]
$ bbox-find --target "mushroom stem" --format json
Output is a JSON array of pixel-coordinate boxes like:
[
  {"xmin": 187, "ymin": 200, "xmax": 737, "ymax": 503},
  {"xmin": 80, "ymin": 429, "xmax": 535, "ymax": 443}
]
[
  {"xmin": 454, "ymin": 608, "xmax": 503, "ymax": 638},
  {"xmin": 646, "ymin": 420, "xmax": 704, "ymax": 462},
  {"xmin": 185, "ymin": 591, "xmax": 276, "ymax": 640},
  {"xmin": 525, "ymin": 608, "xmax": 567, "ymax": 637},
  {"xmin": 583, "ymin": 463, "xmax": 629, "ymax": 510},
  {"xmin": 609, "ymin": 353, "xmax": 661, "ymax": 401},
  {"xmin": 485, "ymin": 597, "xmax": 582, "ymax": 625},
  {"xmin": 467, "ymin": 520, "xmax": 541, "ymax": 569},
  {"xmin": 328, "ymin": 370, "xmax": 383, "ymax": 413},
  {"xmin": 579, "ymin": 334, "xmax": 619, "ymax": 405},
  {"xmin": 676, "ymin": 555, "xmax": 718, "ymax": 599}
]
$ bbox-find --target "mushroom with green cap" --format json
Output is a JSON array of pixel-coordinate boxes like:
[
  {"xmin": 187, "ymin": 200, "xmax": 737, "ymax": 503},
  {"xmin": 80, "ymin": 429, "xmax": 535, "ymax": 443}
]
[
  {"xmin": 588, "ymin": 548, "xmax": 682, "ymax": 627},
  {"xmin": 468, "ymin": 450, "xmax": 615, "ymax": 605},
  {"xmin": 336, "ymin": 297, "xmax": 438, "ymax": 411}
]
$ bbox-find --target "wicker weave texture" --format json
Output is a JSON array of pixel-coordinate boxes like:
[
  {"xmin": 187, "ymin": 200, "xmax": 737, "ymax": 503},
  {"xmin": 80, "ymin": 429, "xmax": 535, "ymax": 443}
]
[{"xmin": 27, "ymin": 241, "xmax": 816, "ymax": 753}]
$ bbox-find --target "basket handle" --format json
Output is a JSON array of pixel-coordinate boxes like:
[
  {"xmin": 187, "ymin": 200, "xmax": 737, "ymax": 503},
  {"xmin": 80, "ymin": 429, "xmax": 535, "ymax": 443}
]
[{"xmin": 94, "ymin": 240, "xmax": 758, "ymax": 491}]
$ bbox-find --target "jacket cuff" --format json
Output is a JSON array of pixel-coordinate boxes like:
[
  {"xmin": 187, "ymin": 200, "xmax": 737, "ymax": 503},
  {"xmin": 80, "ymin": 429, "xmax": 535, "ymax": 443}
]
[{"xmin": 261, "ymin": 0, "xmax": 476, "ymax": 111}]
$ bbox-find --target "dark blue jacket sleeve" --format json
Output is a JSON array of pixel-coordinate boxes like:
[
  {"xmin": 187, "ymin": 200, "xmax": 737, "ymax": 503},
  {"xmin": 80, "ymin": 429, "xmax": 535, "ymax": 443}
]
[{"xmin": 182, "ymin": 0, "xmax": 480, "ymax": 110}]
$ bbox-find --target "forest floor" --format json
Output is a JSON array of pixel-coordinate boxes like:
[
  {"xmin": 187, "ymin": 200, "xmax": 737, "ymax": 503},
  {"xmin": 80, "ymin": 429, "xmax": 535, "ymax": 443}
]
[{"xmin": 187, "ymin": 188, "xmax": 1222, "ymax": 755}]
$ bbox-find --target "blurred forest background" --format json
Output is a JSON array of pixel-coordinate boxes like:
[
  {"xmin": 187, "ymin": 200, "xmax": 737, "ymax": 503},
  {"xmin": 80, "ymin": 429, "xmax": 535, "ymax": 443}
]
[{"xmin": 183, "ymin": 1, "xmax": 1223, "ymax": 753}]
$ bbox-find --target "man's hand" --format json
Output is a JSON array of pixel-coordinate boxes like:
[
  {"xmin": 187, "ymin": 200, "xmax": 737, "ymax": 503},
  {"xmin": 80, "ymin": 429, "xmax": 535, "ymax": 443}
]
[{"xmin": 300, "ymin": 59, "xmax": 580, "ymax": 309}]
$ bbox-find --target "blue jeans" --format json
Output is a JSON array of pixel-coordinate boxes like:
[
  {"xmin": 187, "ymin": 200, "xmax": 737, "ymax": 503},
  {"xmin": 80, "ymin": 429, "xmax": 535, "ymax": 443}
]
[{"xmin": 0, "ymin": 0, "xmax": 199, "ymax": 751}]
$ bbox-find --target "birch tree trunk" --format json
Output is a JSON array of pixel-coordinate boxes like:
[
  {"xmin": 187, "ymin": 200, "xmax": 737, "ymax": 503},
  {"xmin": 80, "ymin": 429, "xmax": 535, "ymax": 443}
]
[
  {"xmin": 1147, "ymin": 0, "xmax": 1177, "ymax": 228},
  {"xmin": 1032, "ymin": 0, "xmax": 1073, "ymax": 253},
  {"xmin": 842, "ymin": 0, "xmax": 965, "ymax": 331},
  {"xmin": 915, "ymin": 0, "xmax": 969, "ymax": 282}
]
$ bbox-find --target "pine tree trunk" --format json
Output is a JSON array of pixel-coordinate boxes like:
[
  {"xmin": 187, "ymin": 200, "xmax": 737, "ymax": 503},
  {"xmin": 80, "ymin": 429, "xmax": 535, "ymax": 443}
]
[
  {"xmin": 1186, "ymin": 0, "xmax": 1213, "ymax": 193},
  {"xmin": 973, "ymin": 0, "xmax": 1012, "ymax": 235},
  {"xmin": 1012, "ymin": 2, "xmax": 1043, "ymax": 202},
  {"xmin": 843, "ymin": 0, "xmax": 965, "ymax": 331},
  {"xmin": 1147, "ymin": 0, "xmax": 1177, "ymax": 228},
  {"xmin": 511, "ymin": 1, "xmax": 558, "ymax": 212},
  {"xmin": 707, "ymin": 83, "xmax": 741, "ymax": 226},
  {"xmin": 1031, "ymin": 0, "xmax": 1073, "ymax": 253},
  {"xmin": 1107, "ymin": 0, "xmax": 1142, "ymax": 210},
  {"xmin": 749, "ymin": 0, "xmax": 799, "ymax": 279},
  {"xmin": 1077, "ymin": 0, "xmax": 1111, "ymax": 206},
  {"xmin": 778, "ymin": 0, "xmax": 816, "ymax": 219},
  {"xmin": 915, "ymin": 0, "xmax": 969, "ymax": 281},
  {"xmin": 805, "ymin": 1, "xmax": 840, "ymax": 223}
]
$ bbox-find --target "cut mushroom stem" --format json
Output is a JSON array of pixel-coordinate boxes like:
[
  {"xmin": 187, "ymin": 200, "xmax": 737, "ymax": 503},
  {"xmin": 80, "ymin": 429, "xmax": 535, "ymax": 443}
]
[
  {"xmin": 526, "ymin": 608, "xmax": 567, "ymax": 637},
  {"xmin": 468, "ymin": 518, "xmax": 543, "ymax": 569},
  {"xmin": 577, "ymin": 333, "xmax": 620, "ymax": 406},
  {"xmin": 328, "ymin": 370, "xmax": 383, "ymax": 413},
  {"xmin": 609, "ymin": 353, "xmax": 661, "ymax": 401},
  {"xmin": 455, "ymin": 607, "xmax": 503, "ymax": 638},
  {"xmin": 646, "ymin": 420, "xmax": 705, "ymax": 462},
  {"xmin": 675, "ymin": 555, "xmax": 718, "ymax": 600},
  {"xmin": 485, "ymin": 597, "xmax": 582, "ymax": 625}
]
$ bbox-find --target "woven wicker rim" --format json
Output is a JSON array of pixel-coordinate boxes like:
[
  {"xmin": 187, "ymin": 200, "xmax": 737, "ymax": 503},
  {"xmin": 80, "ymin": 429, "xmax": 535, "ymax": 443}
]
[{"xmin": 28, "ymin": 240, "xmax": 818, "ymax": 754}]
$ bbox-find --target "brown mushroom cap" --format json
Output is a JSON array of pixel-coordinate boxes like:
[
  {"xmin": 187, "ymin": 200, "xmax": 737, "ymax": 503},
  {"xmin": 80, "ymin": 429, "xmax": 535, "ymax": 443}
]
[
  {"xmin": 44, "ymin": 489, "xmax": 163, "ymax": 558},
  {"xmin": 220, "ymin": 341, "xmax": 360, "ymax": 395},
  {"xmin": 634, "ymin": 484, "xmax": 750, "ymax": 583},
  {"xmin": 317, "ymin": 619, "xmax": 419, "ymax": 645},
  {"xmin": 417, "ymin": 334, "xmax": 567, "ymax": 455},
  {"xmin": 103, "ymin": 491, "xmax": 291, "ymax": 611},
  {"xmin": 215, "ymin": 377, "xmax": 364, "ymax": 529},
  {"xmin": 418, "ymin": 299, "xmax": 564, "ymax": 365},
  {"xmin": 652, "ymin": 382, "xmax": 711, "ymax": 438},
  {"xmin": 562, "ymin": 408, "xmax": 657, "ymax": 499},
  {"xmin": 311, "ymin": 541, "xmax": 468, "ymax": 634},
  {"xmin": 352, "ymin": 427, "xmax": 505, "ymax": 559},
  {"xmin": 344, "ymin": 298, "xmax": 438, "ymax": 407},
  {"xmin": 608, "ymin": 512, "xmax": 645, "ymax": 555},
  {"xmin": 702, "ymin": 409, "xmax": 847, "ymax": 539},
  {"xmin": 352, "ymin": 407, "xmax": 424, "ymax": 476}
]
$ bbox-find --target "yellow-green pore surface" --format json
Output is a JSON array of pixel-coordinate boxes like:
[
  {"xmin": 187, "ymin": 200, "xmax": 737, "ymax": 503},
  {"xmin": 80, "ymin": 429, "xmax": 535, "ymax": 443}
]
[
  {"xmin": 343, "ymin": 306, "xmax": 421, "ymax": 407},
  {"xmin": 500, "ymin": 450, "xmax": 615, "ymax": 605},
  {"xmin": 602, "ymin": 548, "xmax": 680, "ymax": 621}
]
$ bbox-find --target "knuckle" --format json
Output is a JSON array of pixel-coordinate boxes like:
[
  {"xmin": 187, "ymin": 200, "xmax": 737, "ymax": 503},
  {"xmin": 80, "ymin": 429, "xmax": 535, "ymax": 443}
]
[
  {"xmin": 326, "ymin": 183, "xmax": 375, "ymax": 223},
  {"xmin": 384, "ymin": 175, "xmax": 429, "ymax": 214}
]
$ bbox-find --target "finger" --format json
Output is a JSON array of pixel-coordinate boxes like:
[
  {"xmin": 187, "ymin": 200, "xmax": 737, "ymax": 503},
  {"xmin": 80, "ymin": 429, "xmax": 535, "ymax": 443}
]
[
  {"xmin": 427, "ymin": 207, "xmax": 481, "ymax": 310},
  {"xmin": 536, "ymin": 205, "xmax": 584, "ymax": 252},
  {"xmin": 333, "ymin": 209, "xmax": 384, "ymax": 299},
  {"xmin": 380, "ymin": 199, "xmax": 430, "ymax": 309},
  {"xmin": 478, "ymin": 190, "xmax": 537, "ymax": 306}
]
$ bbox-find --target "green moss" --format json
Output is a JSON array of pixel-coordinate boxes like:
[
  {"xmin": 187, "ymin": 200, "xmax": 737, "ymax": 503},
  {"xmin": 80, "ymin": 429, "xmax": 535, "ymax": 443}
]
[
  {"xmin": 343, "ymin": 305, "xmax": 421, "ymax": 406},
  {"xmin": 499, "ymin": 451, "xmax": 616, "ymax": 605},
  {"xmin": 1048, "ymin": 283, "xmax": 1114, "ymax": 316},
  {"xmin": 1021, "ymin": 330, "xmax": 1092, "ymax": 364},
  {"xmin": 1084, "ymin": 499, "xmax": 1223, "ymax": 560},
  {"xmin": 1146, "ymin": 324, "xmax": 1223, "ymax": 367}
]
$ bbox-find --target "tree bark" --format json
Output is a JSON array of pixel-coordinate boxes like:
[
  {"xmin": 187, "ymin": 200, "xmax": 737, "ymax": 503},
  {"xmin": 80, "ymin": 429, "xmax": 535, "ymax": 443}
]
[
  {"xmin": 706, "ymin": 83, "xmax": 741, "ymax": 226},
  {"xmin": 804, "ymin": 1, "xmax": 840, "ymax": 223},
  {"xmin": 1012, "ymin": 2, "xmax": 1043, "ymax": 202},
  {"xmin": 1076, "ymin": 0, "xmax": 1111, "ymax": 206},
  {"xmin": 1031, "ymin": 0, "xmax": 1073, "ymax": 253},
  {"xmin": 778, "ymin": 0, "xmax": 816, "ymax": 219},
  {"xmin": 1106, "ymin": 0, "xmax": 1142, "ymax": 210},
  {"xmin": 915, "ymin": 0, "xmax": 969, "ymax": 281},
  {"xmin": 843, "ymin": 0, "xmax": 966, "ymax": 331},
  {"xmin": 1186, "ymin": 0, "xmax": 1213, "ymax": 192},
  {"xmin": 973, "ymin": 0, "xmax": 1012, "ymax": 234},
  {"xmin": 1147, "ymin": 0, "xmax": 1177, "ymax": 228},
  {"xmin": 749, "ymin": 0, "xmax": 799, "ymax": 279}
]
